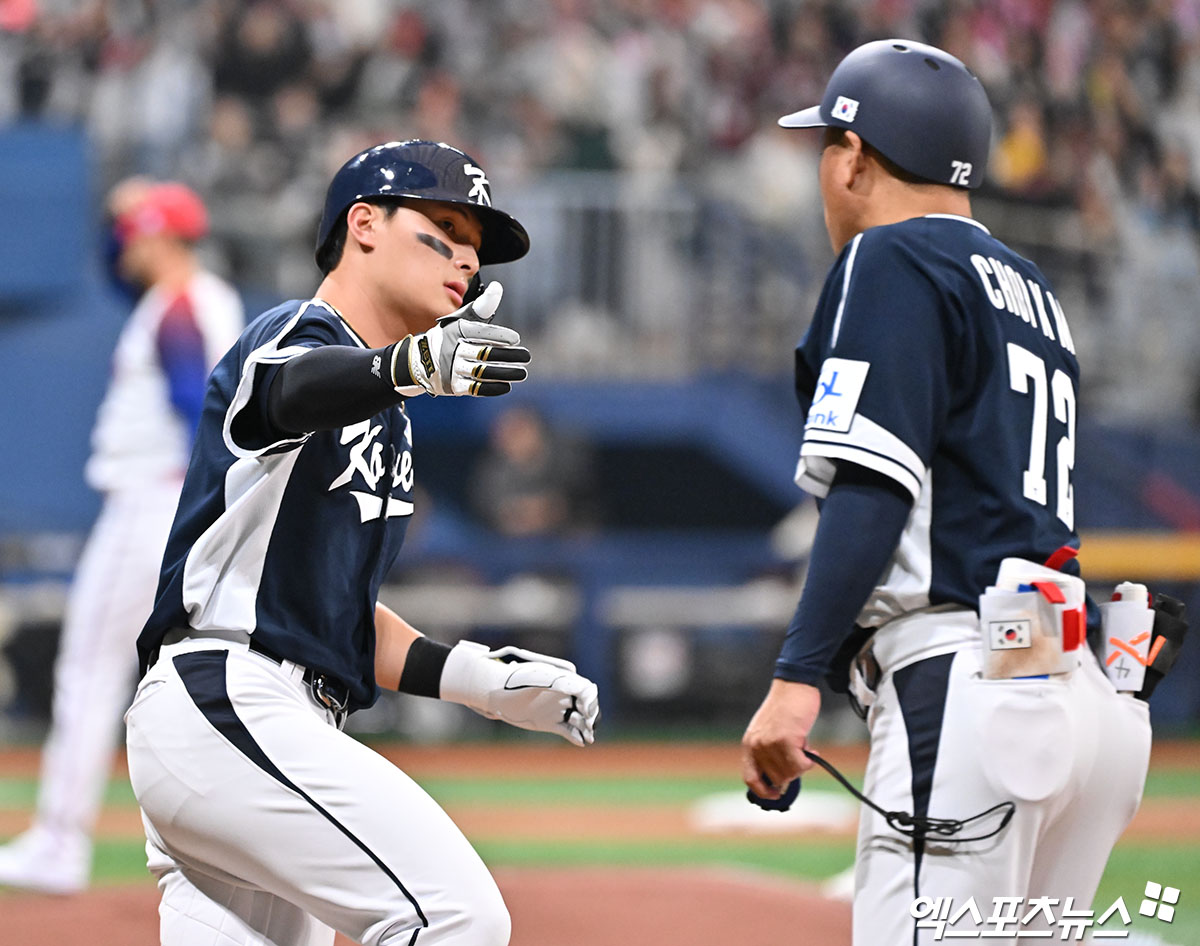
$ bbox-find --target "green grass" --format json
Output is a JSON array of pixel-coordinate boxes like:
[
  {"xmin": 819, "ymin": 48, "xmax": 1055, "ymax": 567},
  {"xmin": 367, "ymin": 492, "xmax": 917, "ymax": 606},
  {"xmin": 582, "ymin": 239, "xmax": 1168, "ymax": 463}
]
[
  {"xmin": 0, "ymin": 778, "xmax": 138, "ymax": 810},
  {"xmin": 1094, "ymin": 844, "xmax": 1200, "ymax": 944},
  {"xmin": 1142, "ymin": 767, "xmax": 1200, "ymax": 798},
  {"xmin": 6, "ymin": 765, "xmax": 1190, "ymax": 810},
  {"xmin": 412, "ymin": 774, "xmax": 759, "ymax": 806},
  {"xmin": 4, "ymin": 770, "xmax": 1188, "ymax": 807},
  {"xmin": 90, "ymin": 838, "xmax": 153, "ymax": 886},
  {"xmin": 14, "ymin": 763, "xmax": 1184, "ymax": 810},
  {"xmin": 475, "ymin": 837, "xmax": 855, "ymax": 879}
]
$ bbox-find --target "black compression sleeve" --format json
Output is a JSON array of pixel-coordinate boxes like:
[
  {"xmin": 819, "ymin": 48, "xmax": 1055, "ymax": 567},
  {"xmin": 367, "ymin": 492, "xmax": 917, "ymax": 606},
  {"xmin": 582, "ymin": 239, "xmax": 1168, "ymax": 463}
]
[
  {"xmin": 267, "ymin": 339, "xmax": 412, "ymax": 434},
  {"xmin": 774, "ymin": 463, "xmax": 914, "ymax": 685},
  {"xmin": 397, "ymin": 635, "xmax": 453, "ymax": 698}
]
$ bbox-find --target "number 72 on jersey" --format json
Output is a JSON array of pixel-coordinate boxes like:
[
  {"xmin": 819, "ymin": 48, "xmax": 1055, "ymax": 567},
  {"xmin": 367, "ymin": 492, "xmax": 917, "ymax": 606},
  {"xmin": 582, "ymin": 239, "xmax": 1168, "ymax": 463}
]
[{"xmin": 1007, "ymin": 342, "xmax": 1075, "ymax": 530}]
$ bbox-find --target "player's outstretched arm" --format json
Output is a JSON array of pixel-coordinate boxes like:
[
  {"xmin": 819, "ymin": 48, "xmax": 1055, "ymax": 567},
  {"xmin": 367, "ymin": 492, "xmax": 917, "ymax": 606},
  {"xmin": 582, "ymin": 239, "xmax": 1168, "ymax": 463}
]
[
  {"xmin": 265, "ymin": 282, "xmax": 529, "ymax": 435},
  {"xmin": 376, "ymin": 602, "xmax": 599, "ymax": 747}
]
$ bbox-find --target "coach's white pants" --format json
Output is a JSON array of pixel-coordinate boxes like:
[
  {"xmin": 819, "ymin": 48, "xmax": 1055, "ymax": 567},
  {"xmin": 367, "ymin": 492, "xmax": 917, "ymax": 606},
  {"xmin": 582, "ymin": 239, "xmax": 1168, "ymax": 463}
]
[
  {"xmin": 853, "ymin": 613, "xmax": 1151, "ymax": 945},
  {"xmin": 31, "ymin": 483, "xmax": 179, "ymax": 857},
  {"xmin": 125, "ymin": 638, "xmax": 509, "ymax": 946}
]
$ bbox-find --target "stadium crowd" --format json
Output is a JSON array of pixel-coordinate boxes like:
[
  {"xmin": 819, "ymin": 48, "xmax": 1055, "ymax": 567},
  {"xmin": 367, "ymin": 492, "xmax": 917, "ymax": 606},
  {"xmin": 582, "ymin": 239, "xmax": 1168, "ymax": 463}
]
[{"xmin": 1, "ymin": 0, "xmax": 1198, "ymax": 414}]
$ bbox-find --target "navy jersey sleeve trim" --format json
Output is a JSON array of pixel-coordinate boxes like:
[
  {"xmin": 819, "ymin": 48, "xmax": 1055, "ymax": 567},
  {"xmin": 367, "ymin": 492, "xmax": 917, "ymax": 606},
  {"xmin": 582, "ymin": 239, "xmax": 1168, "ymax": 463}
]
[
  {"xmin": 223, "ymin": 301, "xmax": 338, "ymax": 458},
  {"xmin": 802, "ymin": 412, "xmax": 927, "ymax": 501}
]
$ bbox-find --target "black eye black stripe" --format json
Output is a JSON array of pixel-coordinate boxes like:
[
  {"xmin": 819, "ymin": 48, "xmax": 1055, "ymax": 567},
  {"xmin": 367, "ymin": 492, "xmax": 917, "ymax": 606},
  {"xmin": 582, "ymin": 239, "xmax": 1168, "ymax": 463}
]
[{"xmin": 416, "ymin": 232, "xmax": 454, "ymax": 260}]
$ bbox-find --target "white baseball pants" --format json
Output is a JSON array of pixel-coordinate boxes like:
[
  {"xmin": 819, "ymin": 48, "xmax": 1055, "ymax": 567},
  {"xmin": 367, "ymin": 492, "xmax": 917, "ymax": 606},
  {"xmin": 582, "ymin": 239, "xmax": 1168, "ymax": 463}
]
[
  {"xmin": 852, "ymin": 611, "xmax": 1151, "ymax": 945},
  {"xmin": 32, "ymin": 483, "xmax": 180, "ymax": 855},
  {"xmin": 125, "ymin": 638, "xmax": 509, "ymax": 946}
]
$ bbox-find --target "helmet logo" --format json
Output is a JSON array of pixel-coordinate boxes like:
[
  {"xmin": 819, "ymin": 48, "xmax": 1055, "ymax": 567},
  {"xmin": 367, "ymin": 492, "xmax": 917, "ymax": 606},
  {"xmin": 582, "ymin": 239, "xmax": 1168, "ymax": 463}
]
[
  {"xmin": 833, "ymin": 95, "xmax": 860, "ymax": 122},
  {"xmin": 464, "ymin": 163, "xmax": 492, "ymax": 207}
]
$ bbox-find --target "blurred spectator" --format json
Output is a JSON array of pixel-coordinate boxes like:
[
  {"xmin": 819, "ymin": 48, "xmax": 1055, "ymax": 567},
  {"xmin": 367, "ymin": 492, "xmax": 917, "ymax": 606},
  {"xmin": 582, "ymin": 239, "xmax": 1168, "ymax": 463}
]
[
  {"xmin": 992, "ymin": 100, "xmax": 1050, "ymax": 195},
  {"xmin": 212, "ymin": 0, "xmax": 312, "ymax": 104},
  {"xmin": 469, "ymin": 406, "xmax": 597, "ymax": 537}
]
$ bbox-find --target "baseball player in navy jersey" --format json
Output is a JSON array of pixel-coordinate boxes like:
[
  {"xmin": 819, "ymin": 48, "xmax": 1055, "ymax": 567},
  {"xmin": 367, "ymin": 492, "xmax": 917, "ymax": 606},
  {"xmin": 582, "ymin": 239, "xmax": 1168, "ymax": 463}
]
[
  {"xmin": 0, "ymin": 180, "xmax": 243, "ymax": 894},
  {"xmin": 741, "ymin": 41, "xmax": 1154, "ymax": 943},
  {"xmin": 123, "ymin": 140, "xmax": 600, "ymax": 946}
]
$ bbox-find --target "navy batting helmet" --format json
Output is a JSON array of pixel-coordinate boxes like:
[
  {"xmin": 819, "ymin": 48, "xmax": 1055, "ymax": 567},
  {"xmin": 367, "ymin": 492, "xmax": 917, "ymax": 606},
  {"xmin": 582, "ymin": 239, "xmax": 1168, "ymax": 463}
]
[
  {"xmin": 316, "ymin": 140, "xmax": 530, "ymax": 267},
  {"xmin": 779, "ymin": 39, "xmax": 992, "ymax": 190}
]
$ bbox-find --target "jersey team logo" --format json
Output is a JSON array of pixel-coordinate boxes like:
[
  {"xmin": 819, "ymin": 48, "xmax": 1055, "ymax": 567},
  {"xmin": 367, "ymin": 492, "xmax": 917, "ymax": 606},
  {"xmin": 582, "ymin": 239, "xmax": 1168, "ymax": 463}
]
[
  {"xmin": 833, "ymin": 95, "xmax": 860, "ymax": 122},
  {"xmin": 328, "ymin": 418, "xmax": 415, "ymax": 522},
  {"xmin": 463, "ymin": 163, "xmax": 492, "ymax": 206}
]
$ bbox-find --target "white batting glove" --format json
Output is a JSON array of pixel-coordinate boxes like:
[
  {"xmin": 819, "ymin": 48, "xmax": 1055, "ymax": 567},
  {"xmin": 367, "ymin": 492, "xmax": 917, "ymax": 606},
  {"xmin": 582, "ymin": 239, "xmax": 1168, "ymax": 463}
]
[
  {"xmin": 439, "ymin": 641, "xmax": 600, "ymax": 746},
  {"xmin": 391, "ymin": 282, "xmax": 530, "ymax": 397}
]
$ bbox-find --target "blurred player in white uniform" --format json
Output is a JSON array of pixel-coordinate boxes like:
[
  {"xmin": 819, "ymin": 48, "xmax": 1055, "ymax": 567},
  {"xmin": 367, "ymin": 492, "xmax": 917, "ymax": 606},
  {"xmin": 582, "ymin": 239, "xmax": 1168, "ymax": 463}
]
[{"xmin": 0, "ymin": 180, "xmax": 244, "ymax": 893}]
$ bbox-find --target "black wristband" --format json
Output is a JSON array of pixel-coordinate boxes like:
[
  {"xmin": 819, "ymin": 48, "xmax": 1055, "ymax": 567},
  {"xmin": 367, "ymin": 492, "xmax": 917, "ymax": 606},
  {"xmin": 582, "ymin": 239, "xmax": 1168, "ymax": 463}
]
[{"xmin": 397, "ymin": 636, "xmax": 452, "ymax": 698}]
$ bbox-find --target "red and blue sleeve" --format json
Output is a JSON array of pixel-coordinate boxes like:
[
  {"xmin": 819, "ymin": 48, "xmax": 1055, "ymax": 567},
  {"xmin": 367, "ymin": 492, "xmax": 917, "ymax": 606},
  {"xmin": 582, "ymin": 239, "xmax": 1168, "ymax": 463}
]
[{"xmin": 156, "ymin": 294, "xmax": 208, "ymax": 437}]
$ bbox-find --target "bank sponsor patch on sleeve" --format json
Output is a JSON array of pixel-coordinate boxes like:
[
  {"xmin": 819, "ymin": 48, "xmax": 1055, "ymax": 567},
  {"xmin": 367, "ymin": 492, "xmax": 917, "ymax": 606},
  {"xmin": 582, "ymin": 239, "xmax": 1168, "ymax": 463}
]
[{"xmin": 805, "ymin": 358, "xmax": 869, "ymax": 434}]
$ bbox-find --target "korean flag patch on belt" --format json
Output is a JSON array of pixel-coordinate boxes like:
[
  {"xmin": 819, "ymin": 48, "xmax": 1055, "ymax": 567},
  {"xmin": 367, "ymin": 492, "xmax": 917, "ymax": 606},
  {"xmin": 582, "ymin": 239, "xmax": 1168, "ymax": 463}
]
[
  {"xmin": 991, "ymin": 620, "xmax": 1032, "ymax": 649},
  {"xmin": 805, "ymin": 358, "xmax": 869, "ymax": 434}
]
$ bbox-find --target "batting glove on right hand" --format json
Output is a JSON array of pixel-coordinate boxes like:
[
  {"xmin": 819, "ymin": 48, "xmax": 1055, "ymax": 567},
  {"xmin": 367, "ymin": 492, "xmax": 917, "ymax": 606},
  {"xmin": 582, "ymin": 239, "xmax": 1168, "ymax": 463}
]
[
  {"xmin": 391, "ymin": 282, "xmax": 530, "ymax": 397},
  {"xmin": 439, "ymin": 641, "xmax": 600, "ymax": 747}
]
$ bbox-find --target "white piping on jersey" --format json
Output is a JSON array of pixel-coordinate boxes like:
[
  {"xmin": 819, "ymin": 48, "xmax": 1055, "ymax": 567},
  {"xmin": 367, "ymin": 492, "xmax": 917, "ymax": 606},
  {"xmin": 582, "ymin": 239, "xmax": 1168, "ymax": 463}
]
[
  {"xmin": 800, "ymin": 440, "xmax": 922, "ymax": 503},
  {"xmin": 222, "ymin": 299, "xmax": 376, "ymax": 460},
  {"xmin": 830, "ymin": 232, "xmax": 863, "ymax": 349},
  {"xmin": 833, "ymin": 218, "xmax": 988, "ymax": 349},
  {"xmin": 310, "ymin": 297, "xmax": 369, "ymax": 349},
  {"xmin": 222, "ymin": 304, "xmax": 318, "ymax": 460},
  {"xmin": 801, "ymin": 412, "xmax": 926, "ymax": 502},
  {"xmin": 923, "ymin": 213, "xmax": 990, "ymax": 234}
]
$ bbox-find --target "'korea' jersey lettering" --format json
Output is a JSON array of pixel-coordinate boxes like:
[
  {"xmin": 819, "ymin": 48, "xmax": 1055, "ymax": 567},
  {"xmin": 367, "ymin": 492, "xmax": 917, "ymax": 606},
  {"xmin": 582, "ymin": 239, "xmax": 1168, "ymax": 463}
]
[
  {"xmin": 794, "ymin": 214, "xmax": 1080, "ymax": 628},
  {"xmin": 137, "ymin": 298, "xmax": 415, "ymax": 709}
]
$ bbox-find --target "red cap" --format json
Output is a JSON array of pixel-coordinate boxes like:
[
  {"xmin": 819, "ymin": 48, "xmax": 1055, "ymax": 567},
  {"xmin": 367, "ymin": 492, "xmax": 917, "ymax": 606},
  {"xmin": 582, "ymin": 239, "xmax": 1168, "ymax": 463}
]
[{"xmin": 115, "ymin": 182, "xmax": 209, "ymax": 243}]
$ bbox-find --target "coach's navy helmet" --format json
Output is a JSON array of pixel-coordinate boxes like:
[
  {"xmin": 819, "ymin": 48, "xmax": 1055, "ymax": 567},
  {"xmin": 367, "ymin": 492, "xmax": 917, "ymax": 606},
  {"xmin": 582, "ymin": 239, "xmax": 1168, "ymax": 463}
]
[
  {"xmin": 316, "ymin": 140, "xmax": 530, "ymax": 266},
  {"xmin": 779, "ymin": 39, "xmax": 992, "ymax": 189}
]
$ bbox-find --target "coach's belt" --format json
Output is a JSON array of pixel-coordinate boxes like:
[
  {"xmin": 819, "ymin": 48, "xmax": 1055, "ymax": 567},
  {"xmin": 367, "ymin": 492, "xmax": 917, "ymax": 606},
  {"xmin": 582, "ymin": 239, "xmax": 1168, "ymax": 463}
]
[
  {"xmin": 248, "ymin": 637, "xmax": 351, "ymax": 715},
  {"xmin": 867, "ymin": 606, "xmax": 978, "ymax": 676}
]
